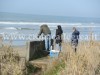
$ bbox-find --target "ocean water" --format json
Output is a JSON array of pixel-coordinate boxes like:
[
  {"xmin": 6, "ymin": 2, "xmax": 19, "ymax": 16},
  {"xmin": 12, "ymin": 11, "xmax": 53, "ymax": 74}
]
[{"xmin": 0, "ymin": 12, "xmax": 100, "ymax": 46}]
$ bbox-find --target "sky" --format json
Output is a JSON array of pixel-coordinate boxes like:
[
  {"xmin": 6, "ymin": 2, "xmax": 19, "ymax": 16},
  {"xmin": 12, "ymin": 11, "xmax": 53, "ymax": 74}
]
[{"xmin": 0, "ymin": 0, "xmax": 100, "ymax": 18}]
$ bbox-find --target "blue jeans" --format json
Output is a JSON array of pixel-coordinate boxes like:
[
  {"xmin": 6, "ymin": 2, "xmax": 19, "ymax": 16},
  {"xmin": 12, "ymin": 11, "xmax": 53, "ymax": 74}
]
[
  {"xmin": 45, "ymin": 34, "xmax": 51, "ymax": 51},
  {"xmin": 56, "ymin": 43, "xmax": 62, "ymax": 51}
]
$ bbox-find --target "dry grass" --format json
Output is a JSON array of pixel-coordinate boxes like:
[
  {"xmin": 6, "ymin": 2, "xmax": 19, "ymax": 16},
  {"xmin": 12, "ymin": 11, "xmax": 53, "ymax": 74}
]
[
  {"xmin": 43, "ymin": 41, "xmax": 100, "ymax": 75},
  {"xmin": 0, "ymin": 45, "xmax": 44, "ymax": 75},
  {"xmin": 0, "ymin": 45, "xmax": 26, "ymax": 75},
  {"xmin": 0, "ymin": 33, "xmax": 100, "ymax": 75}
]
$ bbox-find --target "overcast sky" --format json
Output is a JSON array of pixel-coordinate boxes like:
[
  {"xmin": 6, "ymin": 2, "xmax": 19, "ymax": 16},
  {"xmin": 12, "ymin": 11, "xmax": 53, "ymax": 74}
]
[{"xmin": 0, "ymin": 0, "xmax": 100, "ymax": 18}]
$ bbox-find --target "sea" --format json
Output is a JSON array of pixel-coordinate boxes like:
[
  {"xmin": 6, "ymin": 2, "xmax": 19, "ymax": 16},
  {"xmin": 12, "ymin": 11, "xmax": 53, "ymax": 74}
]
[{"xmin": 0, "ymin": 12, "xmax": 100, "ymax": 46}]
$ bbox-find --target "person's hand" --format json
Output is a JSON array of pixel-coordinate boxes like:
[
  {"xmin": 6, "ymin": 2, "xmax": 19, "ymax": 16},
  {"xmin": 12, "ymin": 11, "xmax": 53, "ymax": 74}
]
[
  {"xmin": 55, "ymin": 37, "xmax": 56, "ymax": 39},
  {"xmin": 37, "ymin": 35, "xmax": 39, "ymax": 38}
]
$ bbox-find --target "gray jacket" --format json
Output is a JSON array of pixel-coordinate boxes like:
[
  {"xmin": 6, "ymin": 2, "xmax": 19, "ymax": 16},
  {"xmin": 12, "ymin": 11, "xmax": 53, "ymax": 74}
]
[{"xmin": 38, "ymin": 24, "xmax": 51, "ymax": 36}]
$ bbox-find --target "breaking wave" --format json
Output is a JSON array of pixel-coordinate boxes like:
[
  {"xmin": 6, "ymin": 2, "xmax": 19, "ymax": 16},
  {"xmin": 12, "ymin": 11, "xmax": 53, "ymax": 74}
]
[{"xmin": 0, "ymin": 21, "xmax": 100, "ymax": 29}]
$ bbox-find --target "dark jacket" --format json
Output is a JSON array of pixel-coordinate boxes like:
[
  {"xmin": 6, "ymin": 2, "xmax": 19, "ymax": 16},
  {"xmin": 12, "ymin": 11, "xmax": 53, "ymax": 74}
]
[
  {"xmin": 55, "ymin": 29, "xmax": 63, "ymax": 44},
  {"xmin": 71, "ymin": 30, "xmax": 80, "ymax": 40},
  {"xmin": 38, "ymin": 25, "xmax": 51, "ymax": 37},
  {"xmin": 71, "ymin": 30, "xmax": 80, "ymax": 46}
]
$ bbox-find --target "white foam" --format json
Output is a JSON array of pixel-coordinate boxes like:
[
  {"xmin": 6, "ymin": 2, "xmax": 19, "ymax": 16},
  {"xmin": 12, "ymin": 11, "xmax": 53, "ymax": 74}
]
[
  {"xmin": 3, "ymin": 27, "xmax": 17, "ymax": 30},
  {"xmin": 0, "ymin": 21, "xmax": 100, "ymax": 28},
  {"xmin": 76, "ymin": 26, "xmax": 100, "ymax": 27},
  {"xmin": 0, "ymin": 21, "xmax": 82, "ymax": 26}
]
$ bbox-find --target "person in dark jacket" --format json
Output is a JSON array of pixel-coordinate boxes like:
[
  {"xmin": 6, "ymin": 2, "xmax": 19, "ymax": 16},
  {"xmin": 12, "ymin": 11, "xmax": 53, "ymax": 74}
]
[
  {"xmin": 71, "ymin": 27, "xmax": 80, "ymax": 52},
  {"xmin": 55, "ymin": 25, "xmax": 63, "ymax": 51},
  {"xmin": 38, "ymin": 24, "xmax": 51, "ymax": 51}
]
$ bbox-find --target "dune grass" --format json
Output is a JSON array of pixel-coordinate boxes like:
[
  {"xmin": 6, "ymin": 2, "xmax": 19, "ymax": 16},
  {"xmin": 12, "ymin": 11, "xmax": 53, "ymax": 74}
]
[
  {"xmin": 43, "ymin": 41, "xmax": 100, "ymax": 75},
  {"xmin": 0, "ymin": 45, "xmax": 44, "ymax": 75},
  {"xmin": 0, "ymin": 45, "xmax": 26, "ymax": 75},
  {"xmin": 0, "ymin": 36, "xmax": 100, "ymax": 75}
]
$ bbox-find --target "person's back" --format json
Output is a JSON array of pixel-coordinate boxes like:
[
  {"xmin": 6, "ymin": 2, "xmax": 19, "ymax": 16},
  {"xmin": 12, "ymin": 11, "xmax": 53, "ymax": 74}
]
[
  {"xmin": 38, "ymin": 25, "xmax": 51, "ymax": 36},
  {"xmin": 72, "ymin": 30, "xmax": 80, "ymax": 40},
  {"xmin": 56, "ymin": 28, "xmax": 63, "ymax": 36}
]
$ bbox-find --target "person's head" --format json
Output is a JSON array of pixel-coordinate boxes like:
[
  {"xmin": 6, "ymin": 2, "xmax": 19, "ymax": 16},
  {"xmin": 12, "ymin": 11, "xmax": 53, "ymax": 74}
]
[
  {"xmin": 72, "ymin": 27, "xmax": 77, "ymax": 31},
  {"xmin": 57, "ymin": 25, "xmax": 62, "ymax": 30}
]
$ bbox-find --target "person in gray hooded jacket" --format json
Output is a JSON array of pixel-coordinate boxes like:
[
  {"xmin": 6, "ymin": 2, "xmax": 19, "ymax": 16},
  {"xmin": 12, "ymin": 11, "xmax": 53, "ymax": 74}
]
[{"xmin": 38, "ymin": 24, "xmax": 51, "ymax": 51}]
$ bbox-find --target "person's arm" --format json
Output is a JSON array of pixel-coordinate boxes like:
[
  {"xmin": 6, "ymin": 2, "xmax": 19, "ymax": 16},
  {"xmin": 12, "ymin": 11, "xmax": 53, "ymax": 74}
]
[
  {"xmin": 55, "ymin": 29, "xmax": 58, "ymax": 39},
  {"xmin": 77, "ymin": 31, "xmax": 80, "ymax": 39},
  {"xmin": 38, "ymin": 27, "xmax": 43, "ymax": 38}
]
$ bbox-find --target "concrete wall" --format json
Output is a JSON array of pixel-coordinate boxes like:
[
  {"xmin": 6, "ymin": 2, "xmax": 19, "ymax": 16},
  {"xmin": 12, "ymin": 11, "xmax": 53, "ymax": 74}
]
[{"xmin": 26, "ymin": 40, "xmax": 49, "ymax": 61}]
